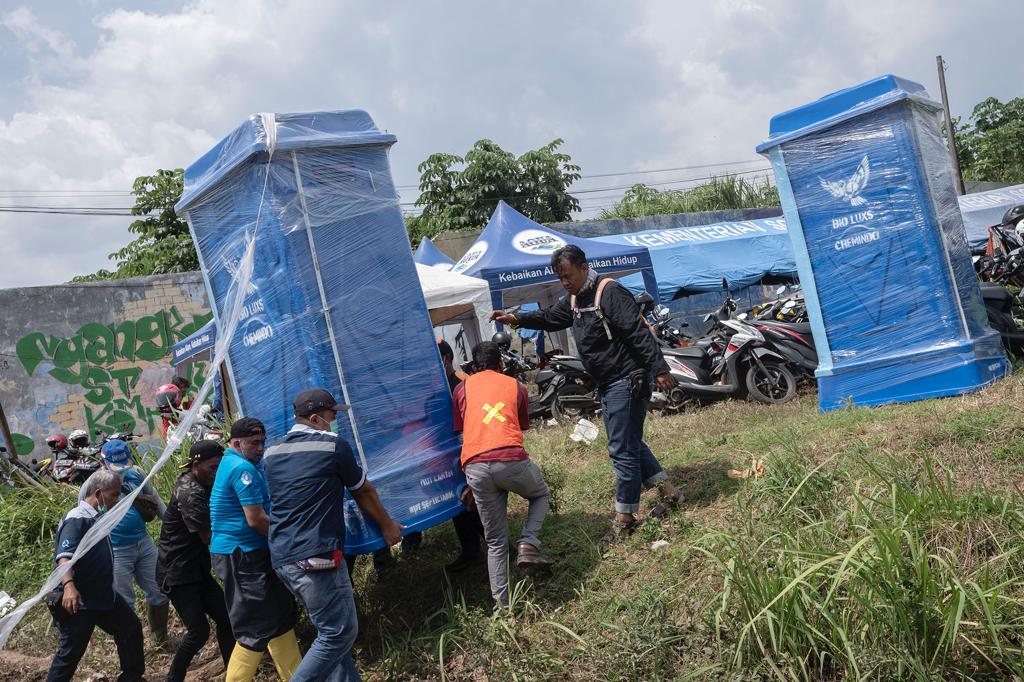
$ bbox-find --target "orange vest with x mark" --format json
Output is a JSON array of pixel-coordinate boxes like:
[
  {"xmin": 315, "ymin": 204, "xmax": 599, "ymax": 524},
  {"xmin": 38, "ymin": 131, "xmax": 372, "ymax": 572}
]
[{"xmin": 460, "ymin": 370, "xmax": 524, "ymax": 467}]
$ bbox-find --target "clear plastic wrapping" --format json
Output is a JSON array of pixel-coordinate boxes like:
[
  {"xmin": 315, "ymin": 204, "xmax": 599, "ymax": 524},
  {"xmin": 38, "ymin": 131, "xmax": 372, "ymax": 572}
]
[
  {"xmin": 758, "ymin": 76, "xmax": 1008, "ymax": 410},
  {"xmin": 176, "ymin": 111, "xmax": 465, "ymax": 554}
]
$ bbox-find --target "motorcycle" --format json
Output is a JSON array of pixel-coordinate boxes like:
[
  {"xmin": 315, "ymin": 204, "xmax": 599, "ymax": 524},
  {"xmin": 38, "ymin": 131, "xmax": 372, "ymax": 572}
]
[
  {"xmin": 652, "ymin": 298, "xmax": 798, "ymax": 410},
  {"xmin": 750, "ymin": 318, "xmax": 819, "ymax": 380},
  {"xmin": 187, "ymin": 404, "xmax": 225, "ymax": 442},
  {"xmin": 635, "ymin": 293, "xmax": 691, "ymax": 348},
  {"xmin": 531, "ymin": 354, "xmax": 600, "ymax": 421},
  {"xmin": 980, "ymin": 282, "xmax": 1024, "ymax": 356}
]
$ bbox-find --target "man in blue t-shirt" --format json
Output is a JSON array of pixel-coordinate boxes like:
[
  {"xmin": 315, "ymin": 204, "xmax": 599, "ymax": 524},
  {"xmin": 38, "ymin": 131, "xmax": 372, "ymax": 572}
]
[
  {"xmin": 265, "ymin": 388, "xmax": 403, "ymax": 682},
  {"xmin": 209, "ymin": 417, "xmax": 301, "ymax": 682},
  {"xmin": 47, "ymin": 469, "xmax": 145, "ymax": 682},
  {"xmin": 80, "ymin": 439, "xmax": 169, "ymax": 645}
]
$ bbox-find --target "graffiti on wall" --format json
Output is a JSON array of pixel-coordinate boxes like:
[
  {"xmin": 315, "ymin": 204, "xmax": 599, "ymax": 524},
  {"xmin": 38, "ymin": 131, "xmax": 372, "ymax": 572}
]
[{"xmin": 11, "ymin": 306, "xmax": 213, "ymax": 453}]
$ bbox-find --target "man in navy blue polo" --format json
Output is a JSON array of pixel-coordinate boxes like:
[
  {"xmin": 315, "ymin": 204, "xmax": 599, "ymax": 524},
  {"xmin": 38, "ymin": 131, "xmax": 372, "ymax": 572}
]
[
  {"xmin": 264, "ymin": 388, "xmax": 404, "ymax": 682},
  {"xmin": 47, "ymin": 469, "xmax": 145, "ymax": 682}
]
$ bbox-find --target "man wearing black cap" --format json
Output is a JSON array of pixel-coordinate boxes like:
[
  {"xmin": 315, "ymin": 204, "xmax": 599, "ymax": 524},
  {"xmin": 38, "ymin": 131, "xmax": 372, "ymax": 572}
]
[
  {"xmin": 264, "ymin": 388, "xmax": 404, "ymax": 682},
  {"xmin": 157, "ymin": 441, "xmax": 234, "ymax": 682},
  {"xmin": 210, "ymin": 417, "xmax": 301, "ymax": 681}
]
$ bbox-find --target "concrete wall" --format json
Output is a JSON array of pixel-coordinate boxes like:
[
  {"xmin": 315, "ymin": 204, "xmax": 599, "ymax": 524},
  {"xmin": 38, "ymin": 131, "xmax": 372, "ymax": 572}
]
[{"xmin": 0, "ymin": 272, "xmax": 211, "ymax": 459}]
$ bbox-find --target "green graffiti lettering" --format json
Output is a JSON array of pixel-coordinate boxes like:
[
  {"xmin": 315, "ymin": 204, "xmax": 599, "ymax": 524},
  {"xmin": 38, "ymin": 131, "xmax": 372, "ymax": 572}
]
[
  {"xmin": 17, "ymin": 305, "xmax": 212, "ymax": 443},
  {"xmin": 135, "ymin": 314, "xmax": 165, "ymax": 361},
  {"xmin": 113, "ymin": 320, "xmax": 137, "ymax": 362},
  {"xmin": 15, "ymin": 333, "xmax": 59, "ymax": 376},
  {"xmin": 81, "ymin": 322, "xmax": 115, "ymax": 365},
  {"xmin": 109, "ymin": 366, "xmax": 142, "ymax": 397},
  {"xmin": 82, "ymin": 366, "xmax": 113, "ymax": 405}
]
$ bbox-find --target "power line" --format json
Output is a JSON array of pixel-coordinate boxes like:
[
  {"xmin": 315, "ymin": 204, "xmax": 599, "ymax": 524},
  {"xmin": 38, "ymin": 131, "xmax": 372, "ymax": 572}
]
[
  {"xmin": 399, "ymin": 166, "xmax": 772, "ymax": 207},
  {"xmin": 392, "ymin": 158, "xmax": 767, "ymax": 190}
]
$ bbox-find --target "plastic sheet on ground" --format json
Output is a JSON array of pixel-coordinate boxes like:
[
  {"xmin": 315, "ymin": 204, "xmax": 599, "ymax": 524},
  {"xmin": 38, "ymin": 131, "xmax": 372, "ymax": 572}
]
[{"xmin": 758, "ymin": 75, "xmax": 1008, "ymax": 411}]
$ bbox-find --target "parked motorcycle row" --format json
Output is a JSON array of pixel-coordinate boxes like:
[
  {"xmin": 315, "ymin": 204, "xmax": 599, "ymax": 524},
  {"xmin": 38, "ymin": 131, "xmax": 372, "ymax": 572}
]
[{"xmin": 974, "ymin": 204, "xmax": 1024, "ymax": 356}]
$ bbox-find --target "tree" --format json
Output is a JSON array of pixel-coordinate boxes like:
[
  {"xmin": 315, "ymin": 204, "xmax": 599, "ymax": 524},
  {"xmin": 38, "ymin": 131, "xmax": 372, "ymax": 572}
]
[
  {"xmin": 956, "ymin": 97, "xmax": 1024, "ymax": 184},
  {"xmin": 599, "ymin": 174, "xmax": 779, "ymax": 220},
  {"xmin": 74, "ymin": 169, "xmax": 197, "ymax": 282},
  {"xmin": 409, "ymin": 139, "xmax": 581, "ymax": 243}
]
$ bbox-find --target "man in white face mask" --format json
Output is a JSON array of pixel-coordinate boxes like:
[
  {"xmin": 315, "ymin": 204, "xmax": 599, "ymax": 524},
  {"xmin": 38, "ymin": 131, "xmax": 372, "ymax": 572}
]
[{"xmin": 264, "ymin": 388, "xmax": 403, "ymax": 682}]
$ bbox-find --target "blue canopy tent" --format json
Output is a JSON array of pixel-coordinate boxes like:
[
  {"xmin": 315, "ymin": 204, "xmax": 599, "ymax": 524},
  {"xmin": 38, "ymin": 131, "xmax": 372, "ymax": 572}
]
[
  {"xmin": 957, "ymin": 183, "xmax": 1024, "ymax": 250},
  {"xmin": 413, "ymin": 236, "xmax": 455, "ymax": 267},
  {"xmin": 595, "ymin": 216, "xmax": 798, "ymax": 300},
  {"xmin": 451, "ymin": 202, "xmax": 659, "ymax": 351}
]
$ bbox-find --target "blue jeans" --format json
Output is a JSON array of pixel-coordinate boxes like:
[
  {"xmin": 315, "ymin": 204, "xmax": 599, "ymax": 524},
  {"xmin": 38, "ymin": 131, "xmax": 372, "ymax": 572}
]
[
  {"xmin": 112, "ymin": 537, "xmax": 167, "ymax": 610},
  {"xmin": 276, "ymin": 560, "xmax": 361, "ymax": 682},
  {"xmin": 600, "ymin": 376, "xmax": 668, "ymax": 513}
]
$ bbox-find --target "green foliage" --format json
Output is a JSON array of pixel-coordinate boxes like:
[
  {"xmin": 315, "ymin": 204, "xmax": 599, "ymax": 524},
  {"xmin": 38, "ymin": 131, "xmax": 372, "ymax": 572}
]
[
  {"xmin": 599, "ymin": 174, "xmax": 779, "ymax": 220},
  {"xmin": 74, "ymin": 169, "xmax": 197, "ymax": 282},
  {"xmin": 410, "ymin": 139, "xmax": 581, "ymax": 244},
  {"xmin": 957, "ymin": 96, "xmax": 1024, "ymax": 184}
]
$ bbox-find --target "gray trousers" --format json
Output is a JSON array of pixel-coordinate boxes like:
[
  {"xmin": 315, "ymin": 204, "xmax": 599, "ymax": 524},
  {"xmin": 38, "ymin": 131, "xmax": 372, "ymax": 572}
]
[{"xmin": 465, "ymin": 458, "xmax": 550, "ymax": 607}]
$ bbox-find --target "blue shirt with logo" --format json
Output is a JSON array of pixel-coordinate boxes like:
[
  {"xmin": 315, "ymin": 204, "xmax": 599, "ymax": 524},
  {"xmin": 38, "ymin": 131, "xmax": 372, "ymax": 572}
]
[{"xmin": 209, "ymin": 448, "xmax": 270, "ymax": 555}]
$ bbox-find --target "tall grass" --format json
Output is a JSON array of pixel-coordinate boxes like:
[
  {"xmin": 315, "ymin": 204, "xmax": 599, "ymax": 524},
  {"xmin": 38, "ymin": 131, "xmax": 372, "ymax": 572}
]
[{"xmin": 700, "ymin": 449, "xmax": 1024, "ymax": 680}]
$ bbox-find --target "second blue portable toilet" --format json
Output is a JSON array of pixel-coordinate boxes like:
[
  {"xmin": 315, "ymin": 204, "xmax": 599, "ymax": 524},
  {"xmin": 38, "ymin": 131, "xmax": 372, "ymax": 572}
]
[{"xmin": 757, "ymin": 75, "xmax": 1008, "ymax": 410}]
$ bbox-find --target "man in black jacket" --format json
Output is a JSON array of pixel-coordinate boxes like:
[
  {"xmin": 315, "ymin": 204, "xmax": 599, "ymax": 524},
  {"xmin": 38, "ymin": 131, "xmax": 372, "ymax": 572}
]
[
  {"xmin": 491, "ymin": 245, "xmax": 684, "ymax": 541},
  {"xmin": 157, "ymin": 441, "xmax": 235, "ymax": 682}
]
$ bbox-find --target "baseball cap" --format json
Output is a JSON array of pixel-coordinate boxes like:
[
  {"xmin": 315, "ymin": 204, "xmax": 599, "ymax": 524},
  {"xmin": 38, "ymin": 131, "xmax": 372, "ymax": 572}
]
[
  {"xmin": 293, "ymin": 388, "xmax": 348, "ymax": 417},
  {"xmin": 229, "ymin": 417, "xmax": 265, "ymax": 439},
  {"xmin": 100, "ymin": 439, "xmax": 133, "ymax": 471},
  {"xmin": 181, "ymin": 440, "xmax": 225, "ymax": 469}
]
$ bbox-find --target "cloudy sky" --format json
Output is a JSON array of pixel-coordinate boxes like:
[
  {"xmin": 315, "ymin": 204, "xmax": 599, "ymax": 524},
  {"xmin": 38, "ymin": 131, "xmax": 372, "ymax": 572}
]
[{"xmin": 1, "ymin": 0, "xmax": 1021, "ymax": 288}]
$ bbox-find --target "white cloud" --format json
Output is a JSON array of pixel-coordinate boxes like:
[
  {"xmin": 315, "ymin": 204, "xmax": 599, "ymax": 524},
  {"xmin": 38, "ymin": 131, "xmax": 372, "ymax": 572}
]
[{"xmin": 0, "ymin": 0, "xmax": 1021, "ymax": 287}]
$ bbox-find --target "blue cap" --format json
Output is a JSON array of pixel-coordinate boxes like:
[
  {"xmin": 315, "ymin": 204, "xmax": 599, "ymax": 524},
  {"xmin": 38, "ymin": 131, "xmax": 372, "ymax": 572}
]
[{"xmin": 100, "ymin": 439, "xmax": 133, "ymax": 471}]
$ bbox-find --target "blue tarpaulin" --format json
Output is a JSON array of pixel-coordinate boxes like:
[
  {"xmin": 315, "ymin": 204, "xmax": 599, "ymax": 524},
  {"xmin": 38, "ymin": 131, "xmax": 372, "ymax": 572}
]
[
  {"xmin": 596, "ymin": 216, "xmax": 798, "ymax": 300},
  {"xmin": 175, "ymin": 110, "xmax": 465, "ymax": 554},
  {"xmin": 451, "ymin": 201, "xmax": 659, "ymax": 313},
  {"xmin": 413, "ymin": 236, "xmax": 455, "ymax": 267}
]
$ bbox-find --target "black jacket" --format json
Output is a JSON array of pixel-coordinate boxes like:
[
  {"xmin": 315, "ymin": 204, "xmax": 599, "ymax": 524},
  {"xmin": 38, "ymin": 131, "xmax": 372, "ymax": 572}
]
[{"xmin": 516, "ymin": 276, "xmax": 670, "ymax": 386}]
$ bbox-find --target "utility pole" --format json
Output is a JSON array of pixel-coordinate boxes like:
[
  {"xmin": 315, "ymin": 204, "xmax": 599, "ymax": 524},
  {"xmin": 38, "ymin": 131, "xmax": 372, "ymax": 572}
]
[
  {"xmin": 936, "ymin": 55, "xmax": 966, "ymax": 195},
  {"xmin": 0, "ymin": 399, "xmax": 16, "ymax": 463}
]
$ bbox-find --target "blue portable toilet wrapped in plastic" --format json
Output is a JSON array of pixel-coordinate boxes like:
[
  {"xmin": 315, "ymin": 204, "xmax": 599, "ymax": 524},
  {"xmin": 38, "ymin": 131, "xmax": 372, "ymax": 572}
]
[
  {"xmin": 756, "ymin": 75, "xmax": 1008, "ymax": 410},
  {"xmin": 175, "ymin": 111, "xmax": 465, "ymax": 553}
]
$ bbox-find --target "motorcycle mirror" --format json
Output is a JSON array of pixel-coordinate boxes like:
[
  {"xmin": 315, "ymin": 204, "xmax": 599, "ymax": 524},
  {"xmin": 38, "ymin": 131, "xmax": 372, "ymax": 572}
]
[{"xmin": 722, "ymin": 278, "xmax": 729, "ymax": 291}]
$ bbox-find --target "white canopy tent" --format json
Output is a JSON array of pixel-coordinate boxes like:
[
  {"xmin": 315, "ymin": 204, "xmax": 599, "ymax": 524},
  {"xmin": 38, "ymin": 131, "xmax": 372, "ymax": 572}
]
[{"xmin": 416, "ymin": 263, "xmax": 495, "ymax": 365}]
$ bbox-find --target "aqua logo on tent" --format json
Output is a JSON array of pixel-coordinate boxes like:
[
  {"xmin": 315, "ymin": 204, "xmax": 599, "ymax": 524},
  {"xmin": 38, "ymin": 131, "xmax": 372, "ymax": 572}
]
[
  {"xmin": 513, "ymin": 229, "xmax": 566, "ymax": 255},
  {"xmin": 452, "ymin": 241, "xmax": 488, "ymax": 274}
]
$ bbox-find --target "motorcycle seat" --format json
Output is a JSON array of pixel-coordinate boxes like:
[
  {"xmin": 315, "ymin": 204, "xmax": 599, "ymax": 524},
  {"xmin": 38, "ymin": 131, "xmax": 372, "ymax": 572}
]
[
  {"xmin": 663, "ymin": 346, "xmax": 707, "ymax": 360},
  {"xmin": 760, "ymin": 320, "xmax": 812, "ymax": 336}
]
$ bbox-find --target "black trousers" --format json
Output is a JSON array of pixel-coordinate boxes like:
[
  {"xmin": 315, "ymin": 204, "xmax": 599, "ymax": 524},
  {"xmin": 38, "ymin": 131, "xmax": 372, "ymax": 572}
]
[
  {"xmin": 212, "ymin": 547, "xmax": 296, "ymax": 651},
  {"xmin": 165, "ymin": 573, "xmax": 235, "ymax": 682},
  {"xmin": 46, "ymin": 594, "xmax": 144, "ymax": 682}
]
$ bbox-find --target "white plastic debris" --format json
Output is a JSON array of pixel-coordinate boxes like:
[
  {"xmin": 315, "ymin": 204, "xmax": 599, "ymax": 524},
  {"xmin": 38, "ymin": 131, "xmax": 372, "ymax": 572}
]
[
  {"xmin": 0, "ymin": 592, "xmax": 15, "ymax": 618},
  {"xmin": 651, "ymin": 540, "xmax": 670, "ymax": 551},
  {"xmin": 569, "ymin": 418, "xmax": 599, "ymax": 444},
  {"xmin": 546, "ymin": 418, "xmax": 559, "ymax": 427}
]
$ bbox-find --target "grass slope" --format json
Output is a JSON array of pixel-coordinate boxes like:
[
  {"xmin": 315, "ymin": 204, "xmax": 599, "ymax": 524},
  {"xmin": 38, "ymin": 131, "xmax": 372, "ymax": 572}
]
[{"xmin": 5, "ymin": 374, "xmax": 1024, "ymax": 680}]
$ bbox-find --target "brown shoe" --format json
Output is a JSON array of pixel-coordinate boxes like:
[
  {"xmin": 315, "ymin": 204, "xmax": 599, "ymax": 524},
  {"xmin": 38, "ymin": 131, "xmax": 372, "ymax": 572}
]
[
  {"xmin": 649, "ymin": 490, "xmax": 685, "ymax": 519},
  {"xmin": 516, "ymin": 543, "xmax": 554, "ymax": 568}
]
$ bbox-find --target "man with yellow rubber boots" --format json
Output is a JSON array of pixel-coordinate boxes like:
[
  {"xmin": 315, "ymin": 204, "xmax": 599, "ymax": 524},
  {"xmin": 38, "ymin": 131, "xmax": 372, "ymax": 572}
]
[{"xmin": 209, "ymin": 417, "xmax": 303, "ymax": 680}]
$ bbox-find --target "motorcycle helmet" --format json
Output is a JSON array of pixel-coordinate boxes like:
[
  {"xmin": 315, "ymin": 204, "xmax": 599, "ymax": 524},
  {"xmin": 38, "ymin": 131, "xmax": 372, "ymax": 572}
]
[
  {"xmin": 155, "ymin": 383, "xmax": 182, "ymax": 414},
  {"xmin": 491, "ymin": 332, "xmax": 512, "ymax": 351},
  {"xmin": 1001, "ymin": 204, "xmax": 1024, "ymax": 227},
  {"xmin": 68, "ymin": 429, "xmax": 89, "ymax": 449},
  {"xmin": 634, "ymin": 291, "xmax": 655, "ymax": 315},
  {"xmin": 45, "ymin": 434, "xmax": 68, "ymax": 452}
]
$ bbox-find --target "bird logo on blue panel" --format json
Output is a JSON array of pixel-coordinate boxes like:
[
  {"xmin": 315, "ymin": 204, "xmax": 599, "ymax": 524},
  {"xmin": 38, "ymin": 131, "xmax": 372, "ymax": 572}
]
[{"xmin": 820, "ymin": 155, "xmax": 870, "ymax": 207}]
